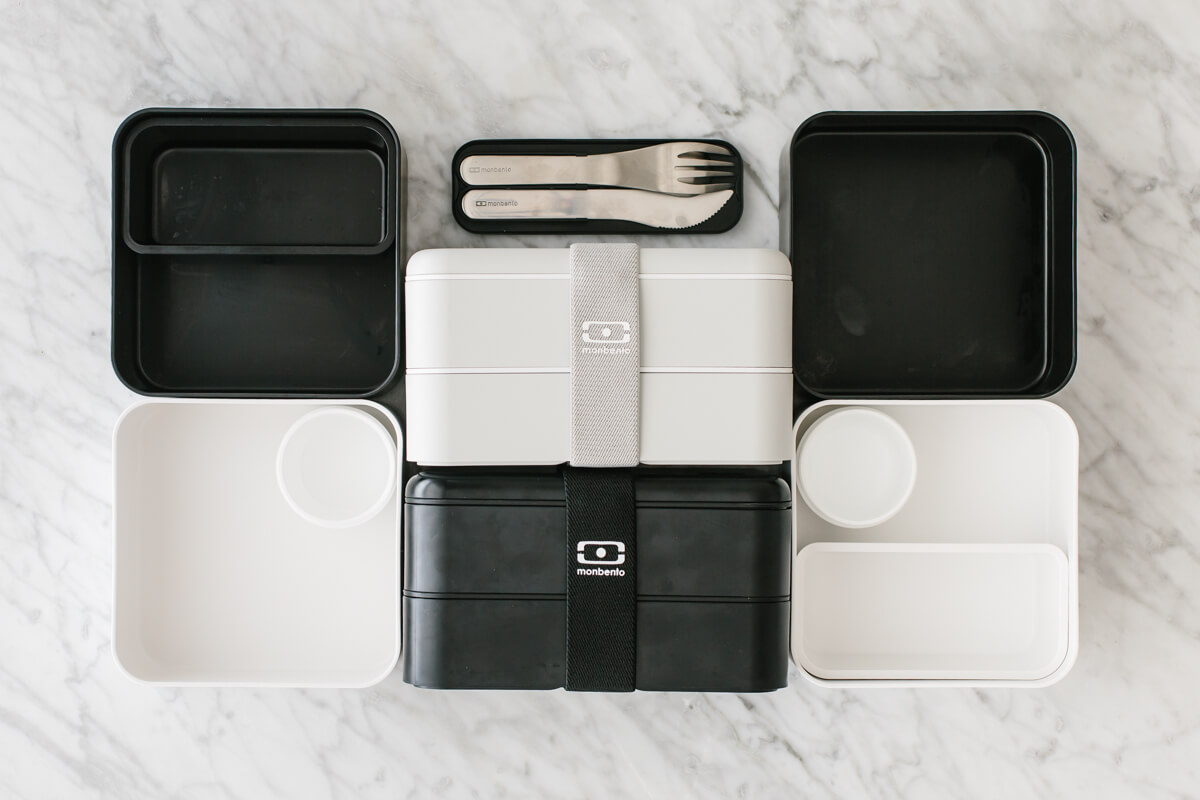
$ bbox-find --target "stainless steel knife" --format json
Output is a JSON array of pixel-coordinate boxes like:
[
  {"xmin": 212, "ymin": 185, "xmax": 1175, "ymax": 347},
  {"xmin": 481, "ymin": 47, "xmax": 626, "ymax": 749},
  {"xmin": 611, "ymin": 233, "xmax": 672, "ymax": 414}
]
[{"xmin": 462, "ymin": 188, "xmax": 733, "ymax": 229}]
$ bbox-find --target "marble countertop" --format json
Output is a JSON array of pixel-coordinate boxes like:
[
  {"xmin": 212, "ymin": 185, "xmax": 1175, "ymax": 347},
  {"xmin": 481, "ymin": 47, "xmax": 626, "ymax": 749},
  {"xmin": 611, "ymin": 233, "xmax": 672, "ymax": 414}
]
[{"xmin": 2, "ymin": 0, "xmax": 1198, "ymax": 797}]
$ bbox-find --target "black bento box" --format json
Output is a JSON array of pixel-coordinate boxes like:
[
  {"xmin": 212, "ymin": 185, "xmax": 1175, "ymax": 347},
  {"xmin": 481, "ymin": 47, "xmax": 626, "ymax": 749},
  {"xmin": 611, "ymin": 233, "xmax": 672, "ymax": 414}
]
[{"xmin": 403, "ymin": 469, "xmax": 792, "ymax": 692}]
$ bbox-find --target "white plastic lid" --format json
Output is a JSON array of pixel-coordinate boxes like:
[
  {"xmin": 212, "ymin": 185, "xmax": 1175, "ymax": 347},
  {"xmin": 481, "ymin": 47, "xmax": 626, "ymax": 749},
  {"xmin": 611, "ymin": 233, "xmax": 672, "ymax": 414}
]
[
  {"xmin": 796, "ymin": 407, "xmax": 917, "ymax": 528},
  {"xmin": 277, "ymin": 407, "xmax": 398, "ymax": 529}
]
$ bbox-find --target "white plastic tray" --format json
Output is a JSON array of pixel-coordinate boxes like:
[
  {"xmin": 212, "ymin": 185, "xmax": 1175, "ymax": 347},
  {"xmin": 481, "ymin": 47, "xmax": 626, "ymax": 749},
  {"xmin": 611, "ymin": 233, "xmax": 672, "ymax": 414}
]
[
  {"xmin": 112, "ymin": 399, "xmax": 401, "ymax": 687},
  {"xmin": 790, "ymin": 400, "xmax": 1079, "ymax": 687}
]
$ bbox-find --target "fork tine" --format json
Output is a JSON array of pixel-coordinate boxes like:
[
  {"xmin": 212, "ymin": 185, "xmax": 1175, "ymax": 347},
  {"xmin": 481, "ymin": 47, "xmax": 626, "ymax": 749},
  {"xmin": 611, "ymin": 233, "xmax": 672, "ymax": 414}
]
[
  {"xmin": 676, "ymin": 169, "xmax": 737, "ymax": 180},
  {"xmin": 678, "ymin": 152, "xmax": 737, "ymax": 164},
  {"xmin": 674, "ymin": 142, "xmax": 733, "ymax": 157},
  {"xmin": 675, "ymin": 156, "xmax": 736, "ymax": 168},
  {"xmin": 675, "ymin": 181, "xmax": 733, "ymax": 193}
]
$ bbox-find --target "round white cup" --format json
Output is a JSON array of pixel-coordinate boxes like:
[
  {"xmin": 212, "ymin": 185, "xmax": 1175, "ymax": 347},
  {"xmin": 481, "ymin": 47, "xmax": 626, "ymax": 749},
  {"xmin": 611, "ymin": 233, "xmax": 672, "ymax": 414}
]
[
  {"xmin": 276, "ymin": 407, "xmax": 397, "ymax": 529},
  {"xmin": 796, "ymin": 407, "xmax": 917, "ymax": 528}
]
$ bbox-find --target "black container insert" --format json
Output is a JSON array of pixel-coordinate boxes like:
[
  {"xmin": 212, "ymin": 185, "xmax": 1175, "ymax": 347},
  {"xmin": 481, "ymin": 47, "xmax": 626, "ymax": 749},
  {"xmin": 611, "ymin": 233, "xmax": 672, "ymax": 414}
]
[
  {"xmin": 782, "ymin": 111, "xmax": 1076, "ymax": 399},
  {"xmin": 403, "ymin": 469, "xmax": 791, "ymax": 692},
  {"xmin": 112, "ymin": 108, "xmax": 404, "ymax": 396}
]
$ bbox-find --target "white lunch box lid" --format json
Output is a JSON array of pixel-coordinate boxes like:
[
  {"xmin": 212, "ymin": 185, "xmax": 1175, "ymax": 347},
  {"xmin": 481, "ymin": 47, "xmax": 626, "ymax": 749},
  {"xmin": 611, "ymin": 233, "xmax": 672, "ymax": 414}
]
[{"xmin": 405, "ymin": 248, "xmax": 791, "ymax": 371}]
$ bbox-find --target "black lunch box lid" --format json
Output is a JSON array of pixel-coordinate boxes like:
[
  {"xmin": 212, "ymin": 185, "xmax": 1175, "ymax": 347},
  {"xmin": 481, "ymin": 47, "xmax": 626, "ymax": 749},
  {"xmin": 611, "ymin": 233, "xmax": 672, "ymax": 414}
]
[
  {"xmin": 405, "ymin": 470, "xmax": 791, "ymax": 598},
  {"xmin": 782, "ymin": 110, "xmax": 1076, "ymax": 400},
  {"xmin": 111, "ymin": 108, "xmax": 405, "ymax": 397},
  {"xmin": 403, "ymin": 470, "xmax": 792, "ymax": 691}
]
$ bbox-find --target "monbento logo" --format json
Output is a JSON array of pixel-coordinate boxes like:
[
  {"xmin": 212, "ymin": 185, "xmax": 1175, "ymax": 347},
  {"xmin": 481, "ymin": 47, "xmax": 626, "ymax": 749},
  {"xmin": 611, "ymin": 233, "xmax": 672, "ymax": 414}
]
[
  {"xmin": 581, "ymin": 321, "xmax": 630, "ymax": 344},
  {"xmin": 579, "ymin": 321, "xmax": 631, "ymax": 355},
  {"xmin": 575, "ymin": 540, "xmax": 626, "ymax": 576}
]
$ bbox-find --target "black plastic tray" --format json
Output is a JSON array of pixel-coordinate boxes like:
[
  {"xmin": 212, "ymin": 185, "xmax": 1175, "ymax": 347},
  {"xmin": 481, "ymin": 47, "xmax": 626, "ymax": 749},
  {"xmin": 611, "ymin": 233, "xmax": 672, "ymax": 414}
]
[
  {"xmin": 111, "ymin": 108, "xmax": 404, "ymax": 397},
  {"xmin": 451, "ymin": 139, "xmax": 743, "ymax": 235},
  {"xmin": 402, "ymin": 468, "xmax": 791, "ymax": 692},
  {"xmin": 781, "ymin": 111, "xmax": 1076, "ymax": 399}
]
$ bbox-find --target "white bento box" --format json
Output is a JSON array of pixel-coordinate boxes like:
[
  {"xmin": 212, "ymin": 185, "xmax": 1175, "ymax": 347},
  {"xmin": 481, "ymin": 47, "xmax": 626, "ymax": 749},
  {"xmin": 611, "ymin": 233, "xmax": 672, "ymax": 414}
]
[{"xmin": 404, "ymin": 248, "xmax": 793, "ymax": 466}]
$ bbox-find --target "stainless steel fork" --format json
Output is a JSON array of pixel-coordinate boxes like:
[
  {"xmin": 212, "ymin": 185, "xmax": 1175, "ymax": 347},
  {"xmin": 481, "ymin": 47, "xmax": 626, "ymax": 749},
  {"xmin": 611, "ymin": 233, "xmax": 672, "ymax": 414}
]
[{"xmin": 458, "ymin": 142, "xmax": 736, "ymax": 195}]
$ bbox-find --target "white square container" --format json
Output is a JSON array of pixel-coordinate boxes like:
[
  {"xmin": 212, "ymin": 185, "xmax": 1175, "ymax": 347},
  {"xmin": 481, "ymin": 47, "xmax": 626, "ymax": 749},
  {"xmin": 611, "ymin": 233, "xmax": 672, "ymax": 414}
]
[
  {"xmin": 112, "ymin": 399, "xmax": 401, "ymax": 687},
  {"xmin": 404, "ymin": 248, "xmax": 793, "ymax": 466},
  {"xmin": 790, "ymin": 400, "xmax": 1079, "ymax": 687}
]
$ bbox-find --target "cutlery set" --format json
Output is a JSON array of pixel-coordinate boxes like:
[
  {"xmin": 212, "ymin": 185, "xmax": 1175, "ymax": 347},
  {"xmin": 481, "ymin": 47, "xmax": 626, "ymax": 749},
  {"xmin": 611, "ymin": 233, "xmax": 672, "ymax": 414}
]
[
  {"xmin": 109, "ymin": 107, "xmax": 1078, "ymax": 692},
  {"xmin": 457, "ymin": 142, "xmax": 736, "ymax": 228},
  {"xmin": 452, "ymin": 139, "xmax": 744, "ymax": 233}
]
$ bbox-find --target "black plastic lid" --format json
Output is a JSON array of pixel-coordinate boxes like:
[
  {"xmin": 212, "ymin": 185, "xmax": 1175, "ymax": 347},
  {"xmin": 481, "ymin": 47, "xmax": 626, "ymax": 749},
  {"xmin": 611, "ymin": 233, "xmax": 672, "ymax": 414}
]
[
  {"xmin": 403, "ymin": 471, "xmax": 791, "ymax": 599},
  {"xmin": 406, "ymin": 468, "xmax": 791, "ymax": 506}
]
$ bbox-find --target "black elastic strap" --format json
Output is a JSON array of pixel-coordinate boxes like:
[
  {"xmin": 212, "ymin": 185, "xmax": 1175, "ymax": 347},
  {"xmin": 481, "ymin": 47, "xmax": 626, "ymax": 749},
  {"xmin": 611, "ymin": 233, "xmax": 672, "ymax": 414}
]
[{"xmin": 562, "ymin": 466, "xmax": 637, "ymax": 692}]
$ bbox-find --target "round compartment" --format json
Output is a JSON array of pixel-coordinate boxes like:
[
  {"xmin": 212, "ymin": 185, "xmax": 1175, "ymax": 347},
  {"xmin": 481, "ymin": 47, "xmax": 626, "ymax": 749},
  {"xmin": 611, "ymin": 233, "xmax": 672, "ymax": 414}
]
[
  {"xmin": 277, "ymin": 407, "xmax": 397, "ymax": 529},
  {"xmin": 796, "ymin": 407, "xmax": 917, "ymax": 528}
]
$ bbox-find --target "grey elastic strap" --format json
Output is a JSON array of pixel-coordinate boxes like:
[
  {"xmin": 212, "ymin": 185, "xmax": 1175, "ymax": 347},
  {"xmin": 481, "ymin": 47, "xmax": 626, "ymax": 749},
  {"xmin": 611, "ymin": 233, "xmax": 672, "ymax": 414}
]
[{"xmin": 569, "ymin": 243, "xmax": 640, "ymax": 467}]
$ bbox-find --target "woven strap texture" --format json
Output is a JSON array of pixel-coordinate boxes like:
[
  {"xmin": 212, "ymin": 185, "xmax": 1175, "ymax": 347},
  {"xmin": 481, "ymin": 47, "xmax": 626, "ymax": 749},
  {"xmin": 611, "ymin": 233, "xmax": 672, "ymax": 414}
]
[{"xmin": 569, "ymin": 242, "xmax": 640, "ymax": 467}]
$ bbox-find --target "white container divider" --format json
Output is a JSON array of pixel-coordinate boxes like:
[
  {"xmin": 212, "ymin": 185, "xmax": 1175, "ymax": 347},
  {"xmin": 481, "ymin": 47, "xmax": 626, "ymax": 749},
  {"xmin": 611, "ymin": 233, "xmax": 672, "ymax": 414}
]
[
  {"xmin": 276, "ymin": 406, "xmax": 398, "ymax": 529},
  {"xmin": 796, "ymin": 407, "xmax": 917, "ymax": 528},
  {"xmin": 112, "ymin": 399, "xmax": 402, "ymax": 688},
  {"xmin": 790, "ymin": 400, "xmax": 1079, "ymax": 687},
  {"xmin": 793, "ymin": 542, "xmax": 1069, "ymax": 681}
]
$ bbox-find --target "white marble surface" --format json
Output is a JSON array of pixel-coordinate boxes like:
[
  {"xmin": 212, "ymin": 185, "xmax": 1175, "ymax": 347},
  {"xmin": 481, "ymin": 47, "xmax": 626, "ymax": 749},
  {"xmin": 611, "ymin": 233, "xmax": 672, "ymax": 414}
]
[{"xmin": 1, "ymin": 0, "xmax": 1198, "ymax": 796}]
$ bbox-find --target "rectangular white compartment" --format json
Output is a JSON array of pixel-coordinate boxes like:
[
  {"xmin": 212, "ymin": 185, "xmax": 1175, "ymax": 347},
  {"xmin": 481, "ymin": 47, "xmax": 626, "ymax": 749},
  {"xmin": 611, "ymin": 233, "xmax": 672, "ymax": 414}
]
[
  {"xmin": 794, "ymin": 543, "xmax": 1068, "ymax": 681},
  {"xmin": 790, "ymin": 400, "xmax": 1079, "ymax": 687},
  {"xmin": 404, "ymin": 248, "xmax": 793, "ymax": 466},
  {"xmin": 112, "ymin": 399, "xmax": 401, "ymax": 687}
]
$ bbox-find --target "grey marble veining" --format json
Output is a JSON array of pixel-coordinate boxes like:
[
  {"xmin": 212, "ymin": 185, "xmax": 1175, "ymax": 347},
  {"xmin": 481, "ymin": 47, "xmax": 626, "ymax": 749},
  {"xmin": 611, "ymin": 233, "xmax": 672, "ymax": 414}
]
[{"xmin": 1, "ymin": 0, "xmax": 1199, "ymax": 797}]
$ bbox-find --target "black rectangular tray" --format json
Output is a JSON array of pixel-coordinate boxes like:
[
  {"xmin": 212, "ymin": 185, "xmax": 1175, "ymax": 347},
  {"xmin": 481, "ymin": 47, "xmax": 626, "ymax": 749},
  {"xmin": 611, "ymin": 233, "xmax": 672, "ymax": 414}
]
[
  {"xmin": 402, "ymin": 468, "xmax": 791, "ymax": 692},
  {"xmin": 112, "ymin": 108, "xmax": 404, "ymax": 397},
  {"xmin": 451, "ymin": 138, "xmax": 743, "ymax": 235},
  {"xmin": 781, "ymin": 111, "xmax": 1076, "ymax": 399}
]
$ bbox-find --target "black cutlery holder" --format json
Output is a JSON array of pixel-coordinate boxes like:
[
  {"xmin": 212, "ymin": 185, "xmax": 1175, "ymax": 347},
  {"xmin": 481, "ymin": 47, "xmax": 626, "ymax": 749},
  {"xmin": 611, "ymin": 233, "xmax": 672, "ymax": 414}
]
[{"xmin": 451, "ymin": 138, "xmax": 743, "ymax": 235}]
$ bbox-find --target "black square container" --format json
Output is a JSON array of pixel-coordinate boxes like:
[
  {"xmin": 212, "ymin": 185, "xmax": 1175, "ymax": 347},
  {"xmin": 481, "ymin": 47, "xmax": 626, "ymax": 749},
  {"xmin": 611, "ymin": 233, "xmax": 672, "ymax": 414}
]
[
  {"xmin": 781, "ymin": 111, "xmax": 1076, "ymax": 399},
  {"xmin": 112, "ymin": 108, "xmax": 404, "ymax": 397},
  {"xmin": 403, "ymin": 469, "xmax": 791, "ymax": 692}
]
